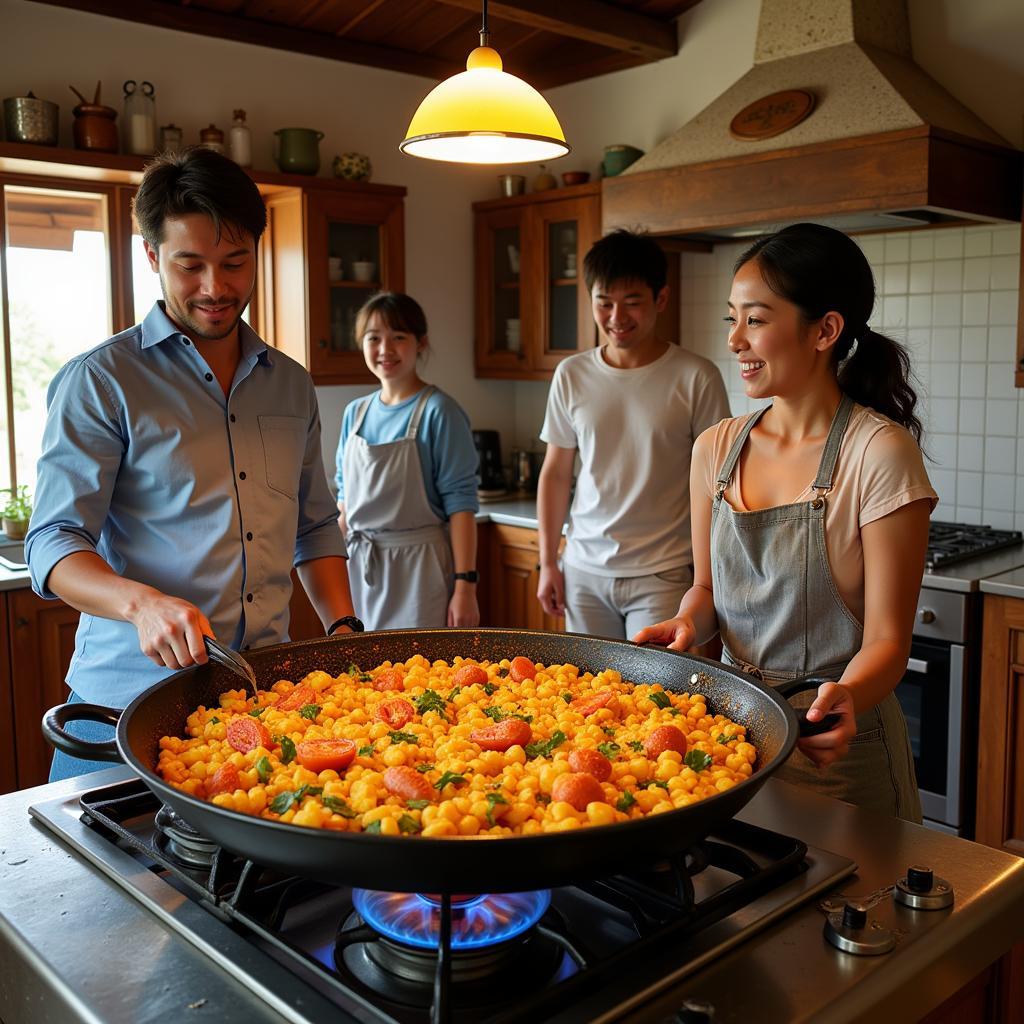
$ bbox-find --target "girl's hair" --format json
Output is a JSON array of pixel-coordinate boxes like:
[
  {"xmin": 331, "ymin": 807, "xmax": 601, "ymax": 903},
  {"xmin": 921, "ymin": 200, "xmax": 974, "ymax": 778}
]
[
  {"xmin": 735, "ymin": 223, "xmax": 922, "ymax": 442},
  {"xmin": 354, "ymin": 291, "xmax": 429, "ymax": 343}
]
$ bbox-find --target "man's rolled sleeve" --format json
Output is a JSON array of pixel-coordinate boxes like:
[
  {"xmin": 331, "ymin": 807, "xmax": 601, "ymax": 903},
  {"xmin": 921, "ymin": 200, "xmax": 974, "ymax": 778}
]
[{"xmin": 25, "ymin": 360, "xmax": 124, "ymax": 599}]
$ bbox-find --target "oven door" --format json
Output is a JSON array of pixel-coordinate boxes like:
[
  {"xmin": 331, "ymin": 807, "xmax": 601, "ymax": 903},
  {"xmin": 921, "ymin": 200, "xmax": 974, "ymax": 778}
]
[{"xmin": 893, "ymin": 638, "xmax": 966, "ymax": 833}]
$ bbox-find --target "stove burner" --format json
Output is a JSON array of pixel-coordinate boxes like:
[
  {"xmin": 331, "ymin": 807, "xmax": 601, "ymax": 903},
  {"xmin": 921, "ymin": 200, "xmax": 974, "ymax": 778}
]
[
  {"xmin": 352, "ymin": 888, "xmax": 551, "ymax": 950},
  {"xmin": 153, "ymin": 804, "xmax": 219, "ymax": 869},
  {"xmin": 926, "ymin": 520, "xmax": 1023, "ymax": 570}
]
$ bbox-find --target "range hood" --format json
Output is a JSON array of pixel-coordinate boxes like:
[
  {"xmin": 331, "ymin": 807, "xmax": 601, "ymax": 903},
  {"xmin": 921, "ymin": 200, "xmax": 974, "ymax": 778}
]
[{"xmin": 602, "ymin": 0, "xmax": 1022, "ymax": 240}]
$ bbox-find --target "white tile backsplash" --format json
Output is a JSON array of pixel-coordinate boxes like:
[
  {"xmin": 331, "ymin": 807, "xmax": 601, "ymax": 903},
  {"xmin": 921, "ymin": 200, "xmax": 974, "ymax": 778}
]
[{"xmin": 679, "ymin": 224, "xmax": 1021, "ymax": 529}]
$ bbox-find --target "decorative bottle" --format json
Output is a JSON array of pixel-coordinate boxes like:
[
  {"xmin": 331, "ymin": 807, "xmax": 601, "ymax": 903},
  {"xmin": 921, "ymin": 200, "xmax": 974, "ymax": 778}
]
[
  {"xmin": 199, "ymin": 124, "xmax": 225, "ymax": 154},
  {"xmin": 229, "ymin": 109, "xmax": 252, "ymax": 167},
  {"xmin": 122, "ymin": 80, "xmax": 156, "ymax": 156}
]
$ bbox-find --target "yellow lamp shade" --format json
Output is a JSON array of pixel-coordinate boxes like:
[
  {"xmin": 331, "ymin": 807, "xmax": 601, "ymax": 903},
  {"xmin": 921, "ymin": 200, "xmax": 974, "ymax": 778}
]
[{"xmin": 401, "ymin": 46, "xmax": 570, "ymax": 164}]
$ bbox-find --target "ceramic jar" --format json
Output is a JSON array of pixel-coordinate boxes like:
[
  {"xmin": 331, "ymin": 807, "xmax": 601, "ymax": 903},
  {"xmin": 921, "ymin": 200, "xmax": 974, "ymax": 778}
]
[
  {"xmin": 3, "ymin": 94, "xmax": 58, "ymax": 146},
  {"xmin": 332, "ymin": 152, "xmax": 372, "ymax": 181},
  {"xmin": 532, "ymin": 164, "xmax": 557, "ymax": 192},
  {"xmin": 72, "ymin": 103, "xmax": 118, "ymax": 152},
  {"xmin": 601, "ymin": 144, "xmax": 644, "ymax": 177},
  {"xmin": 199, "ymin": 124, "xmax": 225, "ymax": 154},
  {"xmin": 275, "ymin": 128, "xmax": 324, "ymax": 175},
  {"xmin": 229, "ymin": 110, "xmax": 252, "ymax": 167}
]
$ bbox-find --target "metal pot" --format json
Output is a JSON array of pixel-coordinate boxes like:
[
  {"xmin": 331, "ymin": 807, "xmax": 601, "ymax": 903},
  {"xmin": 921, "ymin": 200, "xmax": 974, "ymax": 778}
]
[
  {"xmin": 43, "ymin": 628, "xmax": 830, "ymax": 893},
  {"xmin": 4, "ymin": 94, "xmax": 59, "ymax": 146}
]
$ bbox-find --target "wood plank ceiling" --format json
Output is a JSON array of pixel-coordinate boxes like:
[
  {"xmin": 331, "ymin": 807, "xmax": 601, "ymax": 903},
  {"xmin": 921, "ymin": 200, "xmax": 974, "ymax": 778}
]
[{"xmin": 35, "ymin": 0, "xmax": 705, "ymax": 89}]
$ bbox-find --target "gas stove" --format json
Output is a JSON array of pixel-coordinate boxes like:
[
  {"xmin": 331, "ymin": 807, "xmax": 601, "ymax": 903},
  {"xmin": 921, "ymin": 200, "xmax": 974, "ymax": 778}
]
[
  {"xmin": 5, "ymin": 768, "xmax": 1024, "ymax": 1024},
  {"xmin": 926, "ymin": 520, "xmax": 1023, "ymax": 571},
  {"xmin": 27, "ymin": 776, "xmax": 855, "ymax": 1023}
]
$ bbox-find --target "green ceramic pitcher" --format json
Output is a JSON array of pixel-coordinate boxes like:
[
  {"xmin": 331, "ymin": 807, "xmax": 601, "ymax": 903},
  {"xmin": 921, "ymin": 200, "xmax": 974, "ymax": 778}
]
[{"xmin": 274, "ymin": 127, "xmax": 324, "ymax": 175}]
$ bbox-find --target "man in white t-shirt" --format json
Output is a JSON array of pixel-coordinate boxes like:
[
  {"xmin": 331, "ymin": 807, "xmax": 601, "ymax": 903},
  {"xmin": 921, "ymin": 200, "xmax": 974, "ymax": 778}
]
[{"xmin": 536, "ymin": 229, "xmax": 730, "ymax": 638}]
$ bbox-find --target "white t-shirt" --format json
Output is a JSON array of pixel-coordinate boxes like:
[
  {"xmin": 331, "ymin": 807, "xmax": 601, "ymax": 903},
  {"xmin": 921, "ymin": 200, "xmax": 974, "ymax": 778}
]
[{"xmin": 541, "ymin": 344, "xmax": 730, "ymax": 576}]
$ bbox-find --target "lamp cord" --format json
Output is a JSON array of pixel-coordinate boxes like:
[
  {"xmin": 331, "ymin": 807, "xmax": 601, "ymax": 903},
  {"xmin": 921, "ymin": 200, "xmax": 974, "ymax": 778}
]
[{"xmin": 479, "ymin": 0, "xmax": 489, "ymax": 48}]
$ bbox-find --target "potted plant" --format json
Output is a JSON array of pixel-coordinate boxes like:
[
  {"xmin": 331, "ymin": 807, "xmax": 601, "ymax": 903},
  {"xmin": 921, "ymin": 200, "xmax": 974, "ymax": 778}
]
[{"xmin": 2, "ymin": 485, "xmax": 31, "ymax": 540}]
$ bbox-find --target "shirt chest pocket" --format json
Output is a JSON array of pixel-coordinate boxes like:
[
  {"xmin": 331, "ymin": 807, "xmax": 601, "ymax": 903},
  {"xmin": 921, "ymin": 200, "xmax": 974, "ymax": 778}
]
[{"xmin": 258, "ymin": 415, "xmax": 306, "ymax": 498}]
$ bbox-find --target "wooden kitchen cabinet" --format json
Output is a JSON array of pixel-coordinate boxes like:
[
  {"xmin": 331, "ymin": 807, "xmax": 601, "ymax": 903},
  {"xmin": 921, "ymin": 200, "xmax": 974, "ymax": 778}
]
[
  {"xmin": 976, "ymin": 594, "xmax": 1024, "ymax": 855},
  {"xmin": 486, "ymin": 524, "xmax": 565, "ymax": 631},
  {"xmin": 474, "ymin": 184, "xmax": 601, "ymax": 380}
]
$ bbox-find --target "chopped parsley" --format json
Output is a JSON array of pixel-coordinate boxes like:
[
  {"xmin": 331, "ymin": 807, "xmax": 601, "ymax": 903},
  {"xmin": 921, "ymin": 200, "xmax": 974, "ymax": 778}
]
[
  {"xmin": 482, "ymin": 682, "xmax": 497, "ymax": 696},
  {"xmin": 536, "ymin": 793, "xmax": 551, "ymax": 805},
  {"xmin": 525, "ymin": 730, "xmax": 567, "ymax": 759},
  {"xmin": 482, "ymin": 706, "xmax": 532, "ymax": 724},
  {"xmin": 397, "ymin": 814, "xmax": 421, "ymax": 834},
  {"xmin": 496, "ymin": 667, "xmax": 510, "ymax": 678},
  {"xmin": 269, "ymin": 783, "xmax": 323, "ymax": 815},
  {"xmin": 357, "ymin": 744, "xmax": 374, "ymax": 757},
  {"xmin": 485, "ymin": 792, "xmax": 509, "ymax": 826},
  {"xmin": 388, "ymin": 730, "xmax": 418, "ymax": 745},
  {"xmin": 648, "ymin": 691, "xmax": 671, "ymax": 709},
  {"xmin": 667, "ymin": 708, "xmax": 681, "ymax": 716},
  {"xmin": 365, "ymin": 819, "xmax": 383, "ymax": 834},
  {"xmin": 415, "ymin": 763, "xmax": 435, "ymax": 773},
  {"xmin": 434, "ymin": 771, "xmax": 467, "ymax": 791},
  {"xmin": 715, "ymin": 734, "xmax": 739, "ymax": 745},
  {"xmin": 346, "ymin": 663, "xmax": 362, "ymax": 676},
  {"xmin": 616, "ymin": 791, "xmax": 636, "ymax": 812},
  {"xmin": 321, "ymin": 795, "xmax": 358, "ymax": 818},
  {"xmin": 210, "ymin": 716, "xmax": 220, "ymax": 725},
  {"xmin": 298, "ymin": 704, "xmax": 321, "ymax": 720},
  {"xmin": 414, "ymin": 689, "xmax": 449, "ymax": 717},
  {"xmin": 561, "ymin": 692, "xmax": 573, "ymax": 704},
  {"xmin": 639, "ymin": 779, "xmax": 669, "ymax": 791},
  {"xmin": 358, "ymin": 673, "xmax": 373, "ymax": 682},
  {"xmin": 406, "ymin": 799, "xmax": 430, "ymax": 810},
  {"xmin": 255, "ymin": 756, "xmax": 272, "ymax": 783},
  {"xmin": 628, "ymin": 740, "xmax": 644, "ymax": 752},
  {"xmin": 274, "ymin": 735, "xmax": 296, "ymax": 764},
  {"xmin": 446, "ymin": 685, "xmax": 462, "ymax": 702},
  {"xmin": 597, "ymin": 741, "xmax": 620, "ymax": 760},
  {"xmin": 601, "ymin": 726, "xmax": 617, "ymax": 737},
  {"xmin": 248, "ymin": 707, "xmax": 266, "ymax": 718},
  {"xmin": 684, "ymin": 750, "xmax": 713, "ymax": 772}
]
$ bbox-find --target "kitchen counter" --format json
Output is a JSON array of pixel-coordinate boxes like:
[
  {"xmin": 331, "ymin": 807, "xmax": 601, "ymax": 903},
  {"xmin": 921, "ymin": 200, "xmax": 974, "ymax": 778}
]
[
  {"xmin": 979, "ymin": 565, "xmax": 1024, "ymax": 599},
  {"xmin": 2, "ymin": 766, "xmax": 1023, "ymax": 1023}
]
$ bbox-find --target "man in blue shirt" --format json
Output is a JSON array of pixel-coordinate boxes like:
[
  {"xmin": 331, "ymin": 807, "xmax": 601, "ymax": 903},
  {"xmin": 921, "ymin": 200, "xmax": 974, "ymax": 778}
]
[{"xmin": 26, "ymin": 147, "xmax": 357, "ymax": 780}]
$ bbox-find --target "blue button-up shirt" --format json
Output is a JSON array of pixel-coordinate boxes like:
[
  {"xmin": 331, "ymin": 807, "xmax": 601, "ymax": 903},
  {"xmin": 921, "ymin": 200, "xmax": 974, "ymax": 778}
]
[{"xmin": 26, "ymin": 303, "xmax": 345, "ymax": 707}]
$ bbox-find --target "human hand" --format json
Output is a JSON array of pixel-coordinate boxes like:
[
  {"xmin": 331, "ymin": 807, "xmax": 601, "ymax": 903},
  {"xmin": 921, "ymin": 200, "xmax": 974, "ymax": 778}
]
[
  {"xmin": 447, "ymin": 588, "xmax": 480, "ymax": 628},
  {"xmin": 797, "ymin": 681, "xmax": 857, "ymax": 768},
  {"xmin": 537, "ymin": 564, "xmax": 565, "ymax": 617},
  {"xmin": 127, "ymin": 590, "xmax": 213, "ymax": 670},
  {"xmin": 632, "ymin": 616, "xmax": 696, "ymax": 652}
]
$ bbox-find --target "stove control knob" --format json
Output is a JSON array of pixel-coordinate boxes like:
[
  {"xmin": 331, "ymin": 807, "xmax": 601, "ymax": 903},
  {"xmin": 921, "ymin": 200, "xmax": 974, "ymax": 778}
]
[
  {"xmin": 894, "ymin": 865, "xmax": 954, "ymax": 910},
  {"xmin": 918, "ymin": 608, "xmax": 936, "ymax": 624},
  {"xmin": 824, "ymin": 900, "xmax": 896, "ymax": 955},
  {"xmin": 676, "ymin": 1000, "xmax": 715, "ymax": 1023}
]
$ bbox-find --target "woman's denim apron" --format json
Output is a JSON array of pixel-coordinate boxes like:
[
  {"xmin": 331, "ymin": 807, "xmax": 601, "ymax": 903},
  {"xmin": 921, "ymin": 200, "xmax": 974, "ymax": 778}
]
[{"xmin": 710, "ymin": 394, "xmax": 921, "ymax": 821}]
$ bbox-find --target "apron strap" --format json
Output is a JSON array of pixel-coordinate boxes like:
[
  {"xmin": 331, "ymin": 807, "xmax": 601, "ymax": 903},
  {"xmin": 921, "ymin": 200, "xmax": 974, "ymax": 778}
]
[
  {"xmin": 811, "ymin": 393, "xmax": 855, "ymax": 495},
  {"xmin": 351, "ymin": 395, "xmax": 374, "ymax": 435},
  {"xmin": 715, "ymin": 405, "xmax": 770, "ymax": 501},
  {"xmin": 405, "ymin": 386, "xmax": 436, "ymax": 439}
]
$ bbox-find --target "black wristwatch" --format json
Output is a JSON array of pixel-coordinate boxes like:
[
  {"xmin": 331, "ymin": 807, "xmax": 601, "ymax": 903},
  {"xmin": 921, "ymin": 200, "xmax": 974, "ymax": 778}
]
[
  {"xmin": 327, "ymin": 615, "xmax": 365, "ymax": 636},
  {"xmin": 453, "ymin": 571, "xmax": 479, "ymax": 584}
]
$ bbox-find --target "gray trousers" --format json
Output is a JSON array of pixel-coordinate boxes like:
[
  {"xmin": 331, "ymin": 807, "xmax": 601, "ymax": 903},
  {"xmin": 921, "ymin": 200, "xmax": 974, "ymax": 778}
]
[{"xmin": 562, "ymin": 563, "xmax": 693, "ymax": 640}]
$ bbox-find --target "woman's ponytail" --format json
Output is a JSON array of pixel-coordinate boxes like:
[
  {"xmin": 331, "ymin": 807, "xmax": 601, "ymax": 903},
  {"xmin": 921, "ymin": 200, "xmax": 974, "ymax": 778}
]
[
  {"xmin": 838, "ymin": 328, "xmax": 922, "ymax": 442},
  {"xmin": 736, "ymin": 223, "xmax": 923, "ymax": 443}
]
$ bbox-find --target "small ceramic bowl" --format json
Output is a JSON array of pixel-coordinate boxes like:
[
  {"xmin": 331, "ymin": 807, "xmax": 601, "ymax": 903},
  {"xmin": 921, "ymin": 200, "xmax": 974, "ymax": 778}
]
[
  {"xmin": 561, "ymin": 170, "xmax": 590, "ymax": 186},
  {"xmin": 333, "ymin": 152, "xmax": 372, "ymax": 182}
]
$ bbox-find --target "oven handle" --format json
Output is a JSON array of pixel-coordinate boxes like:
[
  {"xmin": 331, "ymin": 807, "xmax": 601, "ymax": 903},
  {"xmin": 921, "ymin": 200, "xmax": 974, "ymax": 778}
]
[{"xmin": 906, "ymin": 657, "xmax": 930, "ymax": 674}]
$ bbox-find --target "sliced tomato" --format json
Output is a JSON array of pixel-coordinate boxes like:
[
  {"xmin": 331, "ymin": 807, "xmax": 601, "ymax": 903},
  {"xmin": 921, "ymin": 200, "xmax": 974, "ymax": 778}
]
[
  {"xmin": 295, "ymin": 738, "xmax": 357, "ymax": 773},
  {"xmin": 569, "ymin": 690, "xmax": 614, "ymax": 717},
  {"xmin": 226, "ymin": 717, "xmax": 272, "ymax": 753},
  {"xmin": 509, "ymin": 656, "xmax": 537, "ymax": 682},
  {"xmin": 205, "ymin": 762, "xmax": 240, "ymax": 798},
  {"xmin": 276, "ymin": 684, "xmax": 317, "ymax": 712},
  {"xmin": 568, "ymin": 748, "xmax": 613, "ymax": 782},
  {"xmin": 644, "ymin": 724, "xmax": 688, "ymax": 758},
  {"xmin": 470, "ymin": 718, "xmax": 532, "ymax": 751},
  {"xmin": 374, "ymin": 698, "xmax": 416, "ymax": 728},
  {"xmin": 383, "ymin": 765, "xmax": 434, "ymax": 802},
  {"xmin": 453, "ymin": 664, "xmax": 489, "ymax": 688},
  {"xmin": 373, "ymin": 668, "xmax": 405, "ymax": 692},
  {"xmin": 551, "ymin": 772, "xmax": 605, "ymax": 811}
]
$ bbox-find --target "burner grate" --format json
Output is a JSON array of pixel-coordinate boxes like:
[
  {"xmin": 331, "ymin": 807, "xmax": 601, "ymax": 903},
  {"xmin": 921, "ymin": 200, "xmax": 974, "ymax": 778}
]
[{"xmin": 926, "ymin": 520, "xmax": 1023, "ymax": 570}]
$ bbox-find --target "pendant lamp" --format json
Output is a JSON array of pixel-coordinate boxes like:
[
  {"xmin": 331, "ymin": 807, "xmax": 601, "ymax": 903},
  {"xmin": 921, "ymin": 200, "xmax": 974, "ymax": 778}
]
[{"xmin": 400, "ymin": 0, "xmax": 570, "ymax": 165}]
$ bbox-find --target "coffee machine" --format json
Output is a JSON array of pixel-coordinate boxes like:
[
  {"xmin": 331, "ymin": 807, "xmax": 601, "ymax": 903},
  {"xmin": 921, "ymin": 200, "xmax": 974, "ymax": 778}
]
[{"xmin": 472, "ymin": 429, "xmax": 507, "ymax": 500}]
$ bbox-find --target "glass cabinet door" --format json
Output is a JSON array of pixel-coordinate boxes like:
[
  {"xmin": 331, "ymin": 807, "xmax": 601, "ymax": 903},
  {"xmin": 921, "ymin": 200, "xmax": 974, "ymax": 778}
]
[
  {"xmin": 491, "ymin": 223, "xmax": 521, "ymax": 355},
  {"xmin": 474, "ymin": 206, "xmax": 527, "ymax": 375},
  {"xmin": 326, "ymin": 221, "xmax": 381, "ymax": 353},
  {"xmin": 548, "ymin": 219, "xmax": 579, "ymax": 352}
]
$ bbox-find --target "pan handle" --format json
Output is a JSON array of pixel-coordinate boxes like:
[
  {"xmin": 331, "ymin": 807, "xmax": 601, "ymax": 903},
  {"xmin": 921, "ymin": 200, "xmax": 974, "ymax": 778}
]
[
  {"xmin": 774, "ymin": 675, "xmax": 843, "ymax": 737},
  {"xmin": 42, "ymin": 702, "xmax": 123, "ymax": 763}
]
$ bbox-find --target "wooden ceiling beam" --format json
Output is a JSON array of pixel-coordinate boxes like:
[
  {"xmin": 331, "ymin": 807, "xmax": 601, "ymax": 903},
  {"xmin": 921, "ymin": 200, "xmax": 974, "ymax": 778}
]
[
  {"xmin": 432, "ymin": 0, "xmax": 677, "ymax": 60},
  {"xmin": 33, "ymin": 0, "xmax": 461, "ymax": 81}
]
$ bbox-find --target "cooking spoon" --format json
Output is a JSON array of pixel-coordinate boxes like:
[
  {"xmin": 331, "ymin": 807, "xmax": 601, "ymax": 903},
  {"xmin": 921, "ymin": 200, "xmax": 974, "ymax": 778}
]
[{"xmin": 203, "ymin": 635, "xmax": 258, "ymax": 695}]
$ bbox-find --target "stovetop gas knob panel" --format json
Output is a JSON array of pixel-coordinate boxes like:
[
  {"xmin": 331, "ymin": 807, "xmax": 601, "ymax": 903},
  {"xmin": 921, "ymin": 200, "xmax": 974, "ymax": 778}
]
[
  {"xmin": 824, "ymin": 900, "xmax": 896, "ymax": 955},
  {"xmin": 894, "ymin": 864, "xmax": 954, "ymax": 910}
]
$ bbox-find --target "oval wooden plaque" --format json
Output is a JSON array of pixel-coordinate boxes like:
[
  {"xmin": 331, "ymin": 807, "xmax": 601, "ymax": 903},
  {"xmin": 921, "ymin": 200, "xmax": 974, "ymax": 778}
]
[{"xmin": 730, "ymin": 89, "xmax": 816, "ymax": 141}]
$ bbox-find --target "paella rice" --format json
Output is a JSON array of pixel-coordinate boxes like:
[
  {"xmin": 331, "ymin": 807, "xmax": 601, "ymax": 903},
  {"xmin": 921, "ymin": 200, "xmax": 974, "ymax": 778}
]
[{"xmin": 156, "ymin": 655, "xmax": 758, "ymax": 837}]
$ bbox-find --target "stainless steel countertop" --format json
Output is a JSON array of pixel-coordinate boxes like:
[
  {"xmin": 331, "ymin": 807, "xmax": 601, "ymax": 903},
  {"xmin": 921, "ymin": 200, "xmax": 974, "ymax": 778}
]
[{"xmin": 2, "ymin": 766, "xmax": 1023, "ymax": 1024}]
